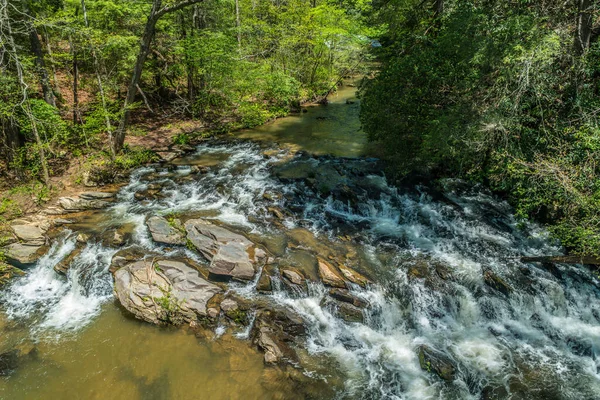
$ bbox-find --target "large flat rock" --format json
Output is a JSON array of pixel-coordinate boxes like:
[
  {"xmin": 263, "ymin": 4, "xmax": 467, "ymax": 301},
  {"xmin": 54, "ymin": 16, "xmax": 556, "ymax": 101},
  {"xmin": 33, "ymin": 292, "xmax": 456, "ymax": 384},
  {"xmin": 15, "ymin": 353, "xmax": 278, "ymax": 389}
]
[
  {"xmin": 11, "ymin": 225, "xmax": 45, "ymax": 243},
  {"xmin": 3, "ymin": 243, "xmax": 47, "ymax": 266},
  {"xmin": 184, "ymin": 219, "xmax": 265, "ymax": 280},
  {"xmin": 58, "ymin": 196, "xmax": 112, "ymax": 212},
  {"xmin": 146, "ymin": 216, "xmax": 185, "ymax": 245},
  {"xmin": 113, "ymin": 259, "xmax": 221, "ymax": 325}
]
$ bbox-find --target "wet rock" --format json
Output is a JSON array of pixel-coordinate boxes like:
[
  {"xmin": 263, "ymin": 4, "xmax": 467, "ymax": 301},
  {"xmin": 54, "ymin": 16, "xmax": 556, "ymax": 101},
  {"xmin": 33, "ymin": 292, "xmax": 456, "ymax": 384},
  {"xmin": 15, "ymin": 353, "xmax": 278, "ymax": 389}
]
[
  {"xmin": 76, "ymin": 233, "xmax": 90, "ymax": 244},
  {"xmin": 0, "ymin": 343, "xmax": 36, "ymax": 376},
  {"xmin": 281, "ymin": 268, "xmax": 304, "ymax": 285},
  {"xmin": 109, "ymin": 247, "xmax": 148, "ymax": 273},
  {"xmin": 146, "ymin": 216, "xmax": 185, "ymax": 245},
  {"xmin": 220, "ymin": 298, "xmax": 238, "ymax": 312},
  {"xmin": 3, "ymin": 243, "xmax": 47, "ymax": 266},
  {"xmin": 185, "ymin": 219, "xmax": 265, "ymax": 280},
  {"xmin": 435, "ymin": 264, "xmax": 452, "ymax": 280},
  {"xmin": 337, "ymin": 301, "xmax": 364, "ymax": 323},
  {"xmin": 113, "ymin": 259, "xmax": 221, "ymax": 325},
  {"xmin": 267, "ymin": 207, "xmax": 285, "ymax": 220},
  {"xmin": 134, "ymin": 189, "xmax": 164, "ymax": 201},
  {"xmin": 58, "ymin": 196, "xmax": 112, "ymax": 212},
  {"xmin": 256, "ymin": 269, "xmax": 273, "ymax": 292},
  {"xmin": 0, "ymin": 262, "xmax": 25, "ymax": 286},
  {"xmin": 404, "ymin": 257, "xmax": 452, "ymax": 292},
  {"xmin": 483, "ymin": 269, "xmax": 512, "ymax": 297},
  {"xmin": 54, "ymin": 246, "xmax": 83, "ymax": 275},
  {"xmin": 252, "ymin": 308, "xmax": 305, "ymax": 364},
  {"xmin": 317, "ymin": 258, "xmax": 346, "ymax": 288},
  {"xmin": 418, "ymin": 345, "xmax": 456, "ymax": 382},
  {"xmin": 256, "ymin": 327, "xmax": 285, "ymax": 364},
  {"xmin": 481, "ymin": 385, "xmax": 509, "ymax": 400},
  {"xmin": 338, "ymin": 264, "xmax": 370, "ymax": 287},
  {"xmin": 328, "ymin": 288, "xmax": 368, "ymax": 308},
  {"xmin": 111, "ymin": 230, "xmax": 126, "ymax": 246}
]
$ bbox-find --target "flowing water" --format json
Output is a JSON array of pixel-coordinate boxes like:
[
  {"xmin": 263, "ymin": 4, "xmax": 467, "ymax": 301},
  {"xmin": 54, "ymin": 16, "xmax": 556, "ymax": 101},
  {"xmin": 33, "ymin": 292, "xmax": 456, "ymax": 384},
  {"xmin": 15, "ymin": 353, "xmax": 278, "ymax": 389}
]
[{"xmin": 1, "ymin": 82, "xmax": 600, "ymax": 400}]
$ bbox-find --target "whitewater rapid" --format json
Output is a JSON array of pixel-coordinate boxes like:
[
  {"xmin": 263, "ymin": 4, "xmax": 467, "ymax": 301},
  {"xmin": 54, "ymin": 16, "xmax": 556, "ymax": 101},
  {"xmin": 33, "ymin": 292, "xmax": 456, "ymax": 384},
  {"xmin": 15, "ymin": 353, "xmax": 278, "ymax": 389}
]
[{"xmin": 2, "ymin": 141, "xmax": 600, "ymax": 399}]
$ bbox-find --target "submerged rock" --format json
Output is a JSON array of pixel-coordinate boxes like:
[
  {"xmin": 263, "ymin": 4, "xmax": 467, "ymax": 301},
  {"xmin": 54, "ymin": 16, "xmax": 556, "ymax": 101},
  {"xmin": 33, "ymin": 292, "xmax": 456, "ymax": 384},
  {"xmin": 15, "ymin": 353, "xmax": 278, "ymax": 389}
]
[
  {"xmin": 328, "ymin": 288, "xmax": 368, "ymax": 308},
  {"xmin": 146, "ymin": 216, "xmax": 185, "ymax": 245},
  {"xmin": 0, "ymin": 343, "xmax": 37, "ymax": 376},
  {"xmin": 54, "ymin": 246, "xmax": 83, "ymax": 275},
  {"xmin": 483, "ymin": 269, "xmax": 512, "ymax": 297},
  {"xmin": 185, "ymin": 219, "xmax": 265, "ymax": 280},
  {"xmin": 113, "ymin": 259, "xmax": 221, "ymax": 325},
  {"xmin": 418, "ymin": 345, "xmax": 456, "ymax": 382},
  {"xmin": 256, "ymin": 268, "xmax": 273, "ymax": 292}
]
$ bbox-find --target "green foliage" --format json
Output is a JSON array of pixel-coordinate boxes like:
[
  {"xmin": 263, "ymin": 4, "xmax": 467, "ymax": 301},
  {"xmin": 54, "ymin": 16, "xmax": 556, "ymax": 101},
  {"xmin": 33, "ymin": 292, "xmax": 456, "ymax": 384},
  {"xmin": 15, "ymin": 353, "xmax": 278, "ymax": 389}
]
[
  {"xmin": 172, "ymin": 133, "xmax": 191, "ymax": 145},
  {"xmin": 112, "ymin": 146, "xmax": 159, "ymax": 170},
  {"xmin": 361, "ymin": 0, "xmax": 600, "ymax": 255}
]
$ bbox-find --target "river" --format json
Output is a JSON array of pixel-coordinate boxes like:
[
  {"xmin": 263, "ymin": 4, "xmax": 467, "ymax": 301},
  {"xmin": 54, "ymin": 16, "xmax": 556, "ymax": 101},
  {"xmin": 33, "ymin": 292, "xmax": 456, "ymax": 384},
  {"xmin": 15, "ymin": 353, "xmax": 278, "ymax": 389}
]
[{"xmin": 1, "ymin": 82, "xmax": 599, "ymax": 399}]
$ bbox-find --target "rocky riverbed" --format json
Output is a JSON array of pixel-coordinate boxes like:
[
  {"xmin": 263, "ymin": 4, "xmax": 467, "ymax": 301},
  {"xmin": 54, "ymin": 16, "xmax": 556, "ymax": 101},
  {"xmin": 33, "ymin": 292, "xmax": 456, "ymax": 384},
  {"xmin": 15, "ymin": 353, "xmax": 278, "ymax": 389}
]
[{"xmin": 1, "ymin": 86, "xmax": 600, "ymax": 399}]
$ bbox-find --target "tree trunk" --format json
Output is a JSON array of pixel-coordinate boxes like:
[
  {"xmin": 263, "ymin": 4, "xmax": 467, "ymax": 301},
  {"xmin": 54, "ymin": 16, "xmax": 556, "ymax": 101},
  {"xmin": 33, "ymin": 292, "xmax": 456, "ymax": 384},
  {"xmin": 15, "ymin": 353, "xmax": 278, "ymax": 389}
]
[
  {"xmin": 235, "ymin": 0, "xmax": 241, "ymax": 49},
  {"xmin": 111, "ymin": 0, "xmax": 204, "ymax": 155},
  {"xmin": 433, "ymin": 0, "xmax": 444, "ymax": 16},
  {"xmin": 81, "ymin": 0, "xmax": 113, "ymax": 145},
  {"xmin": 111, "ymin": 1, "xmax": 159, "ymax": 155},
  {"xmin": 575, "ymin": 0, "xmax": 593, "ymax": 55},
  {"xmin": 521, "ymin": 255, "xmax": 600, "ymax": 265},
  {"xmin": 29, "ymin": 27, "xmax": 56, "ymax": 107},
  {"xmin": 3, "ymin": 0, "xmax": 50, "ymax": 185},
  {"xmin": 69, "ymin": 37, "xmax": 80, "ymax": 124},
  {"xmin": 44, "ymin": 30, "xmax": 61, "ymax": 103}
]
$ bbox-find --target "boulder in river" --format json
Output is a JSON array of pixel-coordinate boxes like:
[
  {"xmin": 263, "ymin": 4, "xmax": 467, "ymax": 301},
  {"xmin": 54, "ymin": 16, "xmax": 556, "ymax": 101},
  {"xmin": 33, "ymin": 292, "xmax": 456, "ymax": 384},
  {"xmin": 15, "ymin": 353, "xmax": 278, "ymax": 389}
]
[
  {"xmin": 281, "ymin": 268, "xmax": 305, "ymax": 286},
  {"xmin": 418, "ymin": 345, "xmax": 456, "ymax": 382},
  {"xmin": 113, "ymin": 259, "xmax": 221, "ymax": 325},
  {"xmin": 338, "ymin": 264, "xmax": 370, "ymax": 287},
  {"xmin": 317, "ymin": 258, "xmax": 346, "ymax": 288},
  {"xmin": 146, "ymin": 216, "xmax": 185, "ymax": 245},
  {"xmin": 252, "ymin": 307, "xmax": 305, "ymax": 364},
  {"xmin": 185, "ymin": 219, "xmax": 265, "ymax": 280},
  {"xmin": 54, "ymin": 246, "xmax": 83, "ymax": 275}
]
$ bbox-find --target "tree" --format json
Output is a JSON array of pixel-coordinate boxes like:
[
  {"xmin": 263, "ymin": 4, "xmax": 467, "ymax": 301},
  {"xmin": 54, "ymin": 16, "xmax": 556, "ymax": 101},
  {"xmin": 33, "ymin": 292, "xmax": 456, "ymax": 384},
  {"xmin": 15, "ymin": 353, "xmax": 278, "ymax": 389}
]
[
  {"xmin": 575, "ymin": 0, "xmax": 593, "ymax": 55},
  {"xmin": 111, "ymin": 0, "xmax": 205, "ymax": 156}
]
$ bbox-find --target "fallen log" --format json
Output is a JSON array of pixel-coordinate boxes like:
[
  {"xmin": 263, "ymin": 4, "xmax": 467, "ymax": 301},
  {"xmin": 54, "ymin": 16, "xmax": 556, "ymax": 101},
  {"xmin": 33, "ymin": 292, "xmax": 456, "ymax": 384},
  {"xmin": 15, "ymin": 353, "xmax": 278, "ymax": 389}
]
[{"xmin": 521, "ymin": 255, "xmax": 600, "ymax": 265}]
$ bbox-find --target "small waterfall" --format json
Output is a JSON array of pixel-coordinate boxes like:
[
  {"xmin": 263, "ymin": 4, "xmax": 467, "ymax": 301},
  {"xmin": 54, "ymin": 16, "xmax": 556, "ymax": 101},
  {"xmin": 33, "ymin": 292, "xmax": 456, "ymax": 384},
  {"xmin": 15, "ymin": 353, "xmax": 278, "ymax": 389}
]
[{"xmin": 1, "ymin": 234, "xmax": 116, "ymax": 334}]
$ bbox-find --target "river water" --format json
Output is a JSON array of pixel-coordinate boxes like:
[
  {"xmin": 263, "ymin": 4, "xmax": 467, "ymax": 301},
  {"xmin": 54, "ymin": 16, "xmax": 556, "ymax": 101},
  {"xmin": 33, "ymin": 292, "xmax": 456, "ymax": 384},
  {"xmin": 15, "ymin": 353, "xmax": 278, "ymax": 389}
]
[{"xmin": 1, "ymin": 83, "xmax": 600, "ymax": 399}]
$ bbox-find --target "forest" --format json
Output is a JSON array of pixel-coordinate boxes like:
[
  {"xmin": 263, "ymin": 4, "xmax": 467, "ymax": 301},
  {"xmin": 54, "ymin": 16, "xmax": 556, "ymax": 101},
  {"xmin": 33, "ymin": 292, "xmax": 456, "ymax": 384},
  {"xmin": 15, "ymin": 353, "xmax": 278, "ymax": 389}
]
[
  {"xmin": 361, "ymin": 0, "xmax": 600, "ymax": 256},
  {"xmin": 0, "ymin": 0, "xmax": 371, "ymax": 186}
]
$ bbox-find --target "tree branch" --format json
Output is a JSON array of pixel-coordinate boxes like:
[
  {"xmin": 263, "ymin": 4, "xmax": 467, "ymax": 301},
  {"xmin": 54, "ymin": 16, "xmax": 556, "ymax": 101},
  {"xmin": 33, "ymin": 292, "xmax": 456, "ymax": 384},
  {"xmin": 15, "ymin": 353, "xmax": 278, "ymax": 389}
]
[{"xmin": 156, "ymin": 0, "xmax": 204, "ymax": 20}]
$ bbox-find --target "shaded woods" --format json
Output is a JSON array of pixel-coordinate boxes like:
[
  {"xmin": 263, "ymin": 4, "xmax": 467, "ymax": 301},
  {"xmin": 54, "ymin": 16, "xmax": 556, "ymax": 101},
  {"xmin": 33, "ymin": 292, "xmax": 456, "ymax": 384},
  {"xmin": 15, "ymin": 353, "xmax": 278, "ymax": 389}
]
[{"xmin": 360, "ymin": 0, "xmax": 600, "ymax": 256}]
